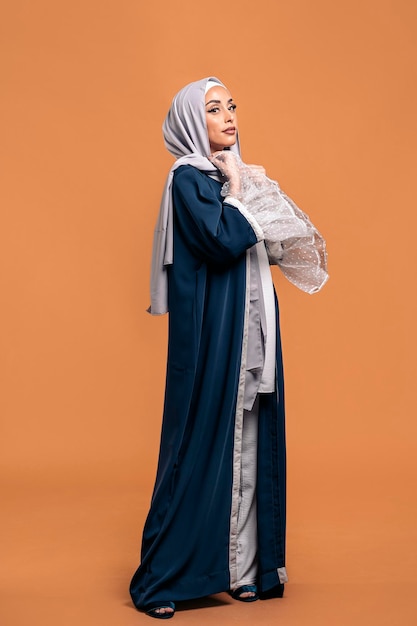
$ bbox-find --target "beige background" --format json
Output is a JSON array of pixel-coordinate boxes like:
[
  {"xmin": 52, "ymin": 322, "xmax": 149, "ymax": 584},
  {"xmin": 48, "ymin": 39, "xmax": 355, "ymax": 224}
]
[{"xmin": 1, "ymin": 1, "xmax": 416, "ymax": 624}]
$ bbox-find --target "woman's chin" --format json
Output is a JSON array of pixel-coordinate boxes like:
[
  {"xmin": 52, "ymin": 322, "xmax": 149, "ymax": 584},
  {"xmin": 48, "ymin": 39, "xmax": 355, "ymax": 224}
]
[{"xmin": 210, "ymin": 139, "xmax": 237, "ymax": 152}]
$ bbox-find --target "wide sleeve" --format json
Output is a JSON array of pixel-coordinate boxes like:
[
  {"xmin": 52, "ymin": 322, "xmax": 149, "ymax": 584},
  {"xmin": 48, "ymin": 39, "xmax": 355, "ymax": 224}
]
[
  {"xmin": 215, "ymin": 155, "xmax": 329, "ymax": 294},
  {"xmin": 172, "ymin": 165, "xmax": 263, "ymax": 266}
]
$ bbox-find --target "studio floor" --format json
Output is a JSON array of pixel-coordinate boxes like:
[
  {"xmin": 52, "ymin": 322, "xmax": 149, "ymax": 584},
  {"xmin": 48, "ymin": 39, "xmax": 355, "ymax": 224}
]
[{"xmin": 2, "ymin": 466, "xmax": 416, "ymax": 626}]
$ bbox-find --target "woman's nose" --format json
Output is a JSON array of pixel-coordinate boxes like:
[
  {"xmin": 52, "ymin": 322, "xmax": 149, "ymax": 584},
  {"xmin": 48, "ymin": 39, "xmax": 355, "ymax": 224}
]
[{"xmin": 224, "ymin": 109, "xmax": 233, "ymax": 122}]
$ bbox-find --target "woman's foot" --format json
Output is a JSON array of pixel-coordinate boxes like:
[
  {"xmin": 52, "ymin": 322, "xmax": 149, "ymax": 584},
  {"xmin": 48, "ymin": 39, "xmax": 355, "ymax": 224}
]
[
  {"xmin": 230, "ymin": 584, "xmax": 259, "ymax": 602},
  {"xmin": 145, "ymin": 601, "xmax": 175, "ymax": 619}
]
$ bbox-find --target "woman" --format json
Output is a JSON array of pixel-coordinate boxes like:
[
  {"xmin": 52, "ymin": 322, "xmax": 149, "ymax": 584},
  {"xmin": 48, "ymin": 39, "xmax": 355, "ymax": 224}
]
[{"xmin": 130, "ymin": 77, "xmax": 288, "ymax": 619}]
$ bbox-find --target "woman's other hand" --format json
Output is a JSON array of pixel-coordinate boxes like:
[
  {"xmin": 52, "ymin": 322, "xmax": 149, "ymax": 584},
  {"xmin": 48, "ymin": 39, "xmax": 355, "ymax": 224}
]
[{"xmin": 247, "ymin": 164, "xmax": 266, "ymax": 175}]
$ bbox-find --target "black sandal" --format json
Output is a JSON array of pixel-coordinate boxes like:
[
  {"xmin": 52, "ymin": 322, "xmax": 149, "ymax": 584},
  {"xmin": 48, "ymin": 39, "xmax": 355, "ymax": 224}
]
[
  {"xmin": 145, "ymin": 601, "xmax": 175, "ymax": 619},
  {"xmin": 230, "ymin": 584, "xmax": 259, "ymax": 602},
  {"xmin": 259, "ymin": 583, "xmax": 285, "ymax": 599}
]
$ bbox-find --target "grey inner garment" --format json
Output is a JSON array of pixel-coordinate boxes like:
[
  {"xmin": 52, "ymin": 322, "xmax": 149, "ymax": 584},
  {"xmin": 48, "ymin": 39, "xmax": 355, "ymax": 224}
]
[{"xmin": 234, "ymin": 395, "xmax": 259, "ymax": 589}]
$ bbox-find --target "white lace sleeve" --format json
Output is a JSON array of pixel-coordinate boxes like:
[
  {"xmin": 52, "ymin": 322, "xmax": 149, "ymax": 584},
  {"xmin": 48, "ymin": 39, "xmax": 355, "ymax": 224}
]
[{"xmin": 214, "ymin": 154, "xmax": 329, "ymax": 294}]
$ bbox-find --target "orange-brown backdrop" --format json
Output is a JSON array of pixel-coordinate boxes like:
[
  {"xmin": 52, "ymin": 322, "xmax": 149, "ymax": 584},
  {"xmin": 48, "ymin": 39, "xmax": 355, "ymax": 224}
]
[{"xmin": 1, "ymin": 1, "xmax": 416, "ymax": 625}]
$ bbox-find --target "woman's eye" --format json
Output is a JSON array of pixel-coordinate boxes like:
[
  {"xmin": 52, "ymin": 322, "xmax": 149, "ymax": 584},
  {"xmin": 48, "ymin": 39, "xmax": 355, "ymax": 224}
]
[
  {"xmin": 229, "ymin": 104, "xmax": 237, "ymax": 111},
  {"xmin": 207, "ymin": 107, "xmax": 219, "ymax": 114}
]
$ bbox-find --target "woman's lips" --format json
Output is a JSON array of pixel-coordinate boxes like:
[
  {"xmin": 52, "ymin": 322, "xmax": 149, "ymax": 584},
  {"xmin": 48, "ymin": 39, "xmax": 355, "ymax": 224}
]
[{"xmin": 223, "ymin": 127, "xmax": 236, "ymax": 134}]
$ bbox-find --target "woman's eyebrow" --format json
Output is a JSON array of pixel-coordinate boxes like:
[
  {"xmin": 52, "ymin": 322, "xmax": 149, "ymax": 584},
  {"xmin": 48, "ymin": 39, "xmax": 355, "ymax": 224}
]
[{"xmin": 205, "ymin": 98, "xmax": 234, "ymax": 106}]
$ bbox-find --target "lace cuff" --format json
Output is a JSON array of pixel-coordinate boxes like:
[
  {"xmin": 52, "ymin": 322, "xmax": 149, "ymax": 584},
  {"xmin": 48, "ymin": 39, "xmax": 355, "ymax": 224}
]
[{"xmin": 224, "ymin": 196, "xmax": 264, "ymax": 242}]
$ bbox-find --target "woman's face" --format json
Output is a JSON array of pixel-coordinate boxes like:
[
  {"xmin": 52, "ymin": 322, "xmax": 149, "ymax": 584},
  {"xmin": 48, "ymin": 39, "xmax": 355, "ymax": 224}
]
[{"xmin": 205, "ymin": 85, "xmax": 238, "ymax": 153}]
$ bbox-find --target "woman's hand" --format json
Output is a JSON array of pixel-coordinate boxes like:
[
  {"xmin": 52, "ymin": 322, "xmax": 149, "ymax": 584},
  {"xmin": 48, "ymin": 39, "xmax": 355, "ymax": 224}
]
[
  {"xmin": 209, "ymin": 151, "xmax": 241, "ymax": 197},
  {"xmin": 209, "ymin": 152, "xmax": 267, "ymax": 197}
]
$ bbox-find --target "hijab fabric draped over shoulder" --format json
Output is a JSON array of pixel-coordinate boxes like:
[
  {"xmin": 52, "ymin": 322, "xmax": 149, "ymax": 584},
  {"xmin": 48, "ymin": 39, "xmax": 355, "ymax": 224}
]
[{"xmin": 148, "ymin": 76, "xmax": 241, "ymax": 316}]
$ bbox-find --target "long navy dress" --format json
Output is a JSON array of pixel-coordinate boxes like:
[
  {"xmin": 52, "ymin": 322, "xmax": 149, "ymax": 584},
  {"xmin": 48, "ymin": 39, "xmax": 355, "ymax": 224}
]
[{"xmin": 130, "ymin": 165, "xmax": 287, "ymax": 609}]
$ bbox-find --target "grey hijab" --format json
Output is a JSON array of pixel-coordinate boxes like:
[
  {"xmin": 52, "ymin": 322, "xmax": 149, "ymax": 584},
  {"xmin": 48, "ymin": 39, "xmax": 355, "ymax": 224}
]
[{"xmin": 148, "ymin": 76, "xmax": 241, "ymax": 315}]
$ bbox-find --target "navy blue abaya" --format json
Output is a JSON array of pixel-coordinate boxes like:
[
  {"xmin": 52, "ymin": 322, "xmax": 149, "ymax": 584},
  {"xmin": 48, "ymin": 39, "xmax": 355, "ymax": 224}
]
[{"xmin": 130, "ymin": 165, "xmax": 287, "ymax": 608}]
